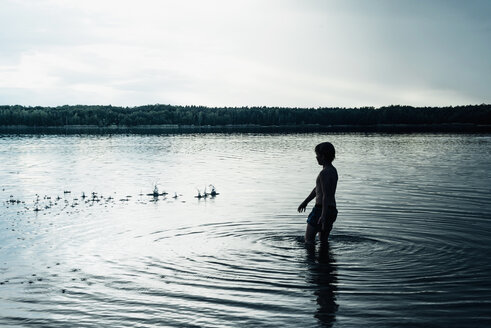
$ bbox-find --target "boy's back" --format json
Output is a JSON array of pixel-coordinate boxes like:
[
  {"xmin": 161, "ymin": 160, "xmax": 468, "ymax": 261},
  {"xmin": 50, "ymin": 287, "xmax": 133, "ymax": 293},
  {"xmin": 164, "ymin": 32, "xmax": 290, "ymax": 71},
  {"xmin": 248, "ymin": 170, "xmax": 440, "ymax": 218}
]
[{"xmin": 315, "ymin": 164, "xmax": 338, "ymax": 208}]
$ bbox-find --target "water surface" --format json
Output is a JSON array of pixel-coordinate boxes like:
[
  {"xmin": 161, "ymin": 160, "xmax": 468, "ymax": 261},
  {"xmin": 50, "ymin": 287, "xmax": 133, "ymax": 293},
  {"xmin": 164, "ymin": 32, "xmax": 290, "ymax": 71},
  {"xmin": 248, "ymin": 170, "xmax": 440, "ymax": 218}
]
[{"xmin": 1, "ymin": 133, "xmax": 490, "ymax": 327}]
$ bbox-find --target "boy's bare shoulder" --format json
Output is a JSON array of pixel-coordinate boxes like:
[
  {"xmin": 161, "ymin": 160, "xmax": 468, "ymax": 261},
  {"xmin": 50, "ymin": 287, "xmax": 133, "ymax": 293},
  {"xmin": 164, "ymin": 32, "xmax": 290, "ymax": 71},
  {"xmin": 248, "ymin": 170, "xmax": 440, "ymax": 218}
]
[{"xmin": 319, "ymin": 165, "xmax": 338, "ymax": 178}]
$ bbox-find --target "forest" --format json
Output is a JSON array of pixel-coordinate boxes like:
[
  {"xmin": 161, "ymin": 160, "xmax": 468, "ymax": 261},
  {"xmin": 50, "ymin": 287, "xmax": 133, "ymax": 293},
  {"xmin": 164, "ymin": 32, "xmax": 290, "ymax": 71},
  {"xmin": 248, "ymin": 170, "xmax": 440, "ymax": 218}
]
[{"xmin": 0, "ymin": 104, "xmax": 490, "ymax": 128}]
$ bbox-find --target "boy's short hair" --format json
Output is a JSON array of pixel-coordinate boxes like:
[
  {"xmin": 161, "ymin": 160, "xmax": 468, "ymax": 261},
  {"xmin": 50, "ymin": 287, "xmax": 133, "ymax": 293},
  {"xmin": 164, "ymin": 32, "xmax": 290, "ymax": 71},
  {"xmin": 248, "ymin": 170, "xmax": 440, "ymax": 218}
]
[{"xmin": 315, "ymin": 142, "xmax": 335, "ymax": 163}]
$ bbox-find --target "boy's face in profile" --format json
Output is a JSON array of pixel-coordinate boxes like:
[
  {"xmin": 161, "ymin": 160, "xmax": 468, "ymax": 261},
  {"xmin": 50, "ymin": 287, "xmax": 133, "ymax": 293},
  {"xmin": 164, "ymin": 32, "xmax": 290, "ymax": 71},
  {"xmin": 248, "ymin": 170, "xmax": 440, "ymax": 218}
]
[{"xmin": 316, "ymin": 151, "xmax": 325, "ymax": 165}]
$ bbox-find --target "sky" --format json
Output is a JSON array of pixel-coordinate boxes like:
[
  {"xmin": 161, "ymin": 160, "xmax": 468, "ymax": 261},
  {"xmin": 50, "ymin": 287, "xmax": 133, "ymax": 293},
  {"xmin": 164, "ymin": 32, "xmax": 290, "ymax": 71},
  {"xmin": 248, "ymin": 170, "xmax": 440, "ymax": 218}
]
[{"xmin": 0, "ymin": 0, "xmax": 489, "ymax": 108}]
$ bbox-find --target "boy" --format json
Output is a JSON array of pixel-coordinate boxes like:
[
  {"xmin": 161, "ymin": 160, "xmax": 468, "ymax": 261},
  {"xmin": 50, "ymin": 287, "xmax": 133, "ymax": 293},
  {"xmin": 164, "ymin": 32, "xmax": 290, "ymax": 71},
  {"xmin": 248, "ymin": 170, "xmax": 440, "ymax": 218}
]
[{"xmin": 298, "ymin": 142, "xmax": 338, "ymax": 244}]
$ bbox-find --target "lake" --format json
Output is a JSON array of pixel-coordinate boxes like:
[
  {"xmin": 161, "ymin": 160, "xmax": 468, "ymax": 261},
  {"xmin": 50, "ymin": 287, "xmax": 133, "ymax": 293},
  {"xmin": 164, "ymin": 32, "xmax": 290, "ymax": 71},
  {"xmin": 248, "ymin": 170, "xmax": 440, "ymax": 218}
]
[{"xmin": 0, "ymin": 133, "xmax": 490, "ymax": 327}]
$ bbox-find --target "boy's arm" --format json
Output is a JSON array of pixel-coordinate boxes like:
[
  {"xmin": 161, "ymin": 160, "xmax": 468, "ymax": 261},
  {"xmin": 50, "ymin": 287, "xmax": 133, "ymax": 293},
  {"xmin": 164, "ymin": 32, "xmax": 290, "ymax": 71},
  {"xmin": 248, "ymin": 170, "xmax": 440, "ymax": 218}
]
[{"xmin": 298, "ymin": 188, "xmax": 316, "ymax": 212}]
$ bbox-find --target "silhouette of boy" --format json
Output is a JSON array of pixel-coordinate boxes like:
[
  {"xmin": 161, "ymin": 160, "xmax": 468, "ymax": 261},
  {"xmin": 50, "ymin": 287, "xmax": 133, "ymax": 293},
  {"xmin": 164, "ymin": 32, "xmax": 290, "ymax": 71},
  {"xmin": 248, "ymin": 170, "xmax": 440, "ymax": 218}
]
[{"xmin": 298, "ymin": 142, "xmax": 338, "ymax": 244}]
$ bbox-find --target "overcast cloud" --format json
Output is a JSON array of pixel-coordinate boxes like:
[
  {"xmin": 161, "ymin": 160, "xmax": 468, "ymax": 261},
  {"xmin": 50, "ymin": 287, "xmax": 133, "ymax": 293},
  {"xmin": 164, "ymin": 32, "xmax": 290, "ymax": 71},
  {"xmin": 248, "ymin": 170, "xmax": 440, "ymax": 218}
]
[{"xmin": 0, "ymin": 0, "xmax": 489, "ymax": 107}]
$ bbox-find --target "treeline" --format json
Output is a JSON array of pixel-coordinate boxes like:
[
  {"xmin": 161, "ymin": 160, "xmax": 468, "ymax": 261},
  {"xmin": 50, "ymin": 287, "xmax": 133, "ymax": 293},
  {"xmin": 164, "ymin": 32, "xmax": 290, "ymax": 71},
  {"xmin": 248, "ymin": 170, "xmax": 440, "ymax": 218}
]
[{"xmin": 0, "ymin": 104, "xmax": 490, "ymax": 127}]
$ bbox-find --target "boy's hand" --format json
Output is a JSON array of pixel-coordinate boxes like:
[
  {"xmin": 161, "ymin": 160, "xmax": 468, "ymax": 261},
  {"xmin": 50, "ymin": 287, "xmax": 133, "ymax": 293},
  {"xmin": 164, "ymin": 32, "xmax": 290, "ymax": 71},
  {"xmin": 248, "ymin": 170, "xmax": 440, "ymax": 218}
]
[{"xmin": 297, "ymin": 202, "xmax": 307, "ymax": 212}]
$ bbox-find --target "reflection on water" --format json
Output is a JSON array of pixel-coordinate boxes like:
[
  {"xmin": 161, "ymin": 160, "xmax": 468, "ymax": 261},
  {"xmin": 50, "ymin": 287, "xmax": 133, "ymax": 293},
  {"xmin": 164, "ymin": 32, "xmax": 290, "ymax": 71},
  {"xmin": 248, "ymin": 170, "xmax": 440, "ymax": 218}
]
[
  {"xmin": 305, "ymin": 243, "xmax": 338, "ymax": 328},
  {"xmin": 0, "ymin": 133, "xmax": 490, "ymax": 327}
]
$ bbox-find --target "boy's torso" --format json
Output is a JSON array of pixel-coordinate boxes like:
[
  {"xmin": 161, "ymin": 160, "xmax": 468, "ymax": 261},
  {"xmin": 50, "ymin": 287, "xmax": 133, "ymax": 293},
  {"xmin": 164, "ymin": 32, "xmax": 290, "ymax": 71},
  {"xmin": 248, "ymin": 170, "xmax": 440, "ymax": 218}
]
[{"xmin": 315, "ymin": 165, "xmax": 338, "ymax": 207}]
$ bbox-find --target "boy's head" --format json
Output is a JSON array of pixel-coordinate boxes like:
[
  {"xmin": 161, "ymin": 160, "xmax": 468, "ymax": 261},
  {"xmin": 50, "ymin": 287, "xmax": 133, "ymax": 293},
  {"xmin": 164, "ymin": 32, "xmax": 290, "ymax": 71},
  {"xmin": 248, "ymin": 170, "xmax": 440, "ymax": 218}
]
[{"xmin": 315, "ymin": 142, "xmax": 335, "ymax": 164}]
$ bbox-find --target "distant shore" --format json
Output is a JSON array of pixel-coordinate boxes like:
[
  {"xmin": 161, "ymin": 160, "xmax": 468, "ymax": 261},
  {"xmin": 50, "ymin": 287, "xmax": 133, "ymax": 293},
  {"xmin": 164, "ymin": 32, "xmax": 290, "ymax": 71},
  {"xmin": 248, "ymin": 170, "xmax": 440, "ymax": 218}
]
[
  {"xmin": 1, "ymin": 104, "xmax": 490, "ymax": 134},
  {"xmin": 1, "ymin": 123, "xmax": 490, "ymax": 134}
]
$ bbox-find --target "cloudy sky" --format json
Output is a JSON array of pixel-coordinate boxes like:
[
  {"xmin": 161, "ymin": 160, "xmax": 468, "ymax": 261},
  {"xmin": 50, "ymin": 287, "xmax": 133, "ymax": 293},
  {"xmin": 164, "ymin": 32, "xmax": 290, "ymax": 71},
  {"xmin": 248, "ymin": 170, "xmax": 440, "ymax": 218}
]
[{"xmin": 0, "ymin": 0, "xmax": 489, "ymax": 107}]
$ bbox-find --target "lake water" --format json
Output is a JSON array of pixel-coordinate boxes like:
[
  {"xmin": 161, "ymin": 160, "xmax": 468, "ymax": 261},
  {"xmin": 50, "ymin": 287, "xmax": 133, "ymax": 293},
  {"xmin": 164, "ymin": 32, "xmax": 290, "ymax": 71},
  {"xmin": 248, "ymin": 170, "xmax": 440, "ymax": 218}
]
[{"xmin": 0, "ymin": 133, "xmax": 490, "ymax": 327}]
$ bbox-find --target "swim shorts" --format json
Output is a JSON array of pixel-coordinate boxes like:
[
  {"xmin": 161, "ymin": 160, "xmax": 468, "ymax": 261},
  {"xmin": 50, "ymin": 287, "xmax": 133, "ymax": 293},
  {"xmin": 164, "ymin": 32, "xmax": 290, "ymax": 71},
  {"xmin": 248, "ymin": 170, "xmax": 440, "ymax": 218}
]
[{"xmin": 307, "ymin": 205, "xmax": 338, "ymax": 231}]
